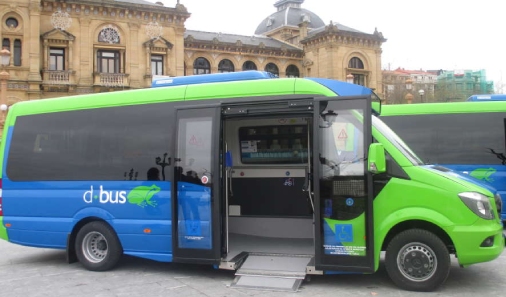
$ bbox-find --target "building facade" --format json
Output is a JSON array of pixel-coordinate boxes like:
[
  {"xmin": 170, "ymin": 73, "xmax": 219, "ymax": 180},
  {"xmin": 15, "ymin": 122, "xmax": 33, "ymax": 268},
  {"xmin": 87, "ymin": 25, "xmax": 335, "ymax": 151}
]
[
  {"xmin": 382, "ymin": 68, "xmax": 437, "ymax": 104},
  {"xmin": 434, "ymin": 69, "xmax": 494, "ymax": 102},
  {"xmin": 0, "ymin": 0, "xmax": 386, "ymax": 114}
]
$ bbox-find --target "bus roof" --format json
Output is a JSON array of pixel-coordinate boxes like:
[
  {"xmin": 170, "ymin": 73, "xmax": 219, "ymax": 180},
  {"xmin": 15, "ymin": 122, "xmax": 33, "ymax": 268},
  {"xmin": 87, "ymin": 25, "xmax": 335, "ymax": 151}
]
[
  {"xmin": 305, "ymin": 77, "xmax": 374, "ymax": 96},
  {"xmin": 8, "ymin": 71, "xmax": 377, "ymax": 118},
  {"xmin": 7, "ymin": 78, "xmax": 336, "ymax": 118},
  {"xmin": 467, "ymin": 94, "xmax": 506, "ymax": 101},
  {"xmin": 381, "ymin": 101, "xmax": 506, "ymax": 116},
  {"xmin": 151, "ymin": 71, "xmax": 278, "ymax": 88}
]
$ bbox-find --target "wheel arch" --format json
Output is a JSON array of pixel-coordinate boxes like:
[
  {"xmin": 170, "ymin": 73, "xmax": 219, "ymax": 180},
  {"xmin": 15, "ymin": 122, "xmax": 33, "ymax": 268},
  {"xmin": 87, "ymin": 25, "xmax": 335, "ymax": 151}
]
[
  {"xmin": 380, "ymin": 220, "xmax": 456, "ymax": 254},
  {"xmin": 66, "ymin": 216, "xmax": 111, "ymax": 264}
]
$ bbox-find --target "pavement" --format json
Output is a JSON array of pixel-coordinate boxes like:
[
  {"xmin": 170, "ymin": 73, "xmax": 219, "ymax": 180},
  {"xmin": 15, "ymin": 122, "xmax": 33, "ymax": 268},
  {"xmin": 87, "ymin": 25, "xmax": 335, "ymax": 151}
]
[{"xmin": 1, "ymin": 238, "xmax": 505, "ymax": 297}]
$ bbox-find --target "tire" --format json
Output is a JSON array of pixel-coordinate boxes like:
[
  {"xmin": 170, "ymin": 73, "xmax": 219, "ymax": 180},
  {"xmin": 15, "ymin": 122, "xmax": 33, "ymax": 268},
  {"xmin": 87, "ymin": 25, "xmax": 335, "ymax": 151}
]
[
  {"xmin": 75, "ymin": 221, "xmax": 123, "ymax": 271},
  {"xmin": 385, "ymin": 229, "xmax": 450, "ymax": 292}
]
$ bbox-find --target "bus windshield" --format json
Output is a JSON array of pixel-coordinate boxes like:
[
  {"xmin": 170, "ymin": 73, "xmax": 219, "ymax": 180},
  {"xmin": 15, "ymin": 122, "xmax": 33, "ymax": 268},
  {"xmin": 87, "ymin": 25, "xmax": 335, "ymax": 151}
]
[{"xmin": 372, "ymin": 115, "xmax": 424, "ymax": 166}]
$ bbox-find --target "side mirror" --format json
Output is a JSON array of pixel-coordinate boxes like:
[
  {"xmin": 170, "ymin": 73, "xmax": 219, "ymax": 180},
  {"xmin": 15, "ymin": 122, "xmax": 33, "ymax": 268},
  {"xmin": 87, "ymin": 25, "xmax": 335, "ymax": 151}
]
[
  {"xmin": 371, "ymin": 101, "xmax": 381, "ymax": 115},
  {"xmin": 368, "ymin": 143, "xmax": 386, "ymax": 174}
]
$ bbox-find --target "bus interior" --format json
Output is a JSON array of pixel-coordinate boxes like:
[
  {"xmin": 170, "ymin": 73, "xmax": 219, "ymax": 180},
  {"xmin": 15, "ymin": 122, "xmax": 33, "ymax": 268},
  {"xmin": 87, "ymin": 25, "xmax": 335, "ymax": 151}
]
[{"xmin": 223, "ymin": 115, "xmax": 315, "ymax": 261}]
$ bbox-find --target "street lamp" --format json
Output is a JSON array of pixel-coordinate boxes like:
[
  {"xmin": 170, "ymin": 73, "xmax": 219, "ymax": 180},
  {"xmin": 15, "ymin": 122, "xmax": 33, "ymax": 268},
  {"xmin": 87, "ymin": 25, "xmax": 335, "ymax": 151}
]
[
  {"xmin": 0, "ymin": 47, "xmax": 11, "ymax": 123},
  {"xmin": 418, "ymin": 89, "xmax": 425, "ymax": 103},
  {"xmin": 346, "ymin": 74, "xmax": 354, "ymax": 84}
]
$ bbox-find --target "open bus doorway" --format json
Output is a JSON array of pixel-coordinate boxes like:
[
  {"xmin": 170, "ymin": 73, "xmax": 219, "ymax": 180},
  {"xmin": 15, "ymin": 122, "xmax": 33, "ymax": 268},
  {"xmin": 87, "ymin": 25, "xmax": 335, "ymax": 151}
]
[
  {"xmin": 221, "ymin": 113, "xmax": 315, "ymax": 291},
  {"xmin": 222, "ymin": 115, "xmax": 315, "ymax": 259}
]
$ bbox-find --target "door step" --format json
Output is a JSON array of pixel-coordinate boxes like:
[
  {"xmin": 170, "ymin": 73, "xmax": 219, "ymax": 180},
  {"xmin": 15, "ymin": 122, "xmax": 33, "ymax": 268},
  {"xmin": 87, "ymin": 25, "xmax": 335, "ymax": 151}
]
[{"xmin": 229, "ymin": 253, "xmax": 313, "ymax": 292}]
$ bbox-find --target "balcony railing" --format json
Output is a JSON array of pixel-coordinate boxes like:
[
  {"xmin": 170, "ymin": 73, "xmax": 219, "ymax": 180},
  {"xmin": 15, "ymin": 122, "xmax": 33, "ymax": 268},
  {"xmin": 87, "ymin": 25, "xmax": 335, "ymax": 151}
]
[
  {"xmin": 42, "ymin": 70, "xmax": 74, "ymax": 85},
  {"xmin": 95, "ymin": 73, "xmax": 129, "ymax": 88}
]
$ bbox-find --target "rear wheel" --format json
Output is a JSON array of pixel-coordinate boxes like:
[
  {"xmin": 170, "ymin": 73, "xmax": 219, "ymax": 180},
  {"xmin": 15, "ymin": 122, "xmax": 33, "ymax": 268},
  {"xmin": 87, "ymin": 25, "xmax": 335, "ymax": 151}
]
[
  {"xmin": 385, "ymin": 229, "xmax": 450, "ymax": 292},
  {"xmin": 75, "ymin": 221, "xmax": 123, "ymax": 271}
]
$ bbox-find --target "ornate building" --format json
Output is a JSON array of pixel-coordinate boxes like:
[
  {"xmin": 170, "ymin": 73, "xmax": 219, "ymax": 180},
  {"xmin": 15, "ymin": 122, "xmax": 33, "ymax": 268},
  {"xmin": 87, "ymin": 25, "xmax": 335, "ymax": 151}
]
[{"xmin": 0, "ymin": 0, "xmax": 386, "ymax": 108}]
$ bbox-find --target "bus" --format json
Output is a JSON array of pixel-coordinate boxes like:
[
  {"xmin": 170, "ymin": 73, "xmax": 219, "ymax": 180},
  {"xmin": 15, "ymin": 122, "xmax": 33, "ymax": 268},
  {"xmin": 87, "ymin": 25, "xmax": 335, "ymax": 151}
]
[
  {"xmin": 467, "ymin": 94, "xmax": 506, "ymax": 101},
  {"xmin": 380, "ymin": 101, "xmax": 506, "ymax": 220},
  {"xmin": 0, "ymin": 72, "xmax": 503, "ymax": 292}
]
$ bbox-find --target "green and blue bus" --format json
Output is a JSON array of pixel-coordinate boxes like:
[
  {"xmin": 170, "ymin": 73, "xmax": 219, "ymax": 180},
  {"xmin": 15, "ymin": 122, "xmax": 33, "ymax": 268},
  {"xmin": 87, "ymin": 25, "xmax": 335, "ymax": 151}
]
[
  {"xmin": 381, "ymin": 101, "xmax": 506, "ymax": 220},
  {"xmin": 0, "ymin": 72, "xmax": 503, "ymax": 292}
]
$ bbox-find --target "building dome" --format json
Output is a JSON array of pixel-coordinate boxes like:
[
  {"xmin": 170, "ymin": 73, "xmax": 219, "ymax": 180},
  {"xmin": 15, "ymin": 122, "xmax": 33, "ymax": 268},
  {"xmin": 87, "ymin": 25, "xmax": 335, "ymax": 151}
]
[{"xmin": 255, "ymin": 0, "xmax": 325, "ymax": 35}]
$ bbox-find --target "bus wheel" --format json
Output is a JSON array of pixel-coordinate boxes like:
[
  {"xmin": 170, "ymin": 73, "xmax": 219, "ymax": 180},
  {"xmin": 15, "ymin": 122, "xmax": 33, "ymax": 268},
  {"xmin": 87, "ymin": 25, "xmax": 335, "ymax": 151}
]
[
  {"xmin": 75, "ymin": 221, "xmax": 123, "ymax": 271},
  {"xmin": 385, "ymin": 229, "xmax": 450, "ymax": 292}
]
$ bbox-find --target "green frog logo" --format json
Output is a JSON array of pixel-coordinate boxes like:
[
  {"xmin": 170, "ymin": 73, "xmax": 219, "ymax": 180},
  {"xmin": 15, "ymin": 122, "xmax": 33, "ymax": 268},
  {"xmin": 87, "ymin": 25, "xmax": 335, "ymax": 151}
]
[
  {"xmin": 469, "ymin": 168, "xmax": 496, "ymax": 183},
  {"xmin": 127, "ymin": 185, "xmax": 161, "ymax": 208}
]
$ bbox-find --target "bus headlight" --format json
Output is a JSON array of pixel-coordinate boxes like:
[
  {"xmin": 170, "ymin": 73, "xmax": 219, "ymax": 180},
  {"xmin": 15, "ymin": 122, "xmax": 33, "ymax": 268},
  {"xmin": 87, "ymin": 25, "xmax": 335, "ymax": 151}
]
[{"xmin": 458, "ymin": 192, "xmax": 494, "ymax": 220}]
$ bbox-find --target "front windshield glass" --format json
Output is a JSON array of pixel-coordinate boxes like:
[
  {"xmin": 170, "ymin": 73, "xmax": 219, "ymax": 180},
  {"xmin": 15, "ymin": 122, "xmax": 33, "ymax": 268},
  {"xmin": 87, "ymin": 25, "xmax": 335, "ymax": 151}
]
[{"xmin": 372, "ymin": 115, "xmax": 424, "ymax": 166}]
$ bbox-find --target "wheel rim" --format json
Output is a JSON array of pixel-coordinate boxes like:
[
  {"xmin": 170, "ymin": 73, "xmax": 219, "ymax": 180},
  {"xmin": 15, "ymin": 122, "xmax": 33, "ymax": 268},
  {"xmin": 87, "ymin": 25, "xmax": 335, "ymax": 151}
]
[
  {"xmin": 397, "ymin": 242, "xmax": 437, "ymax": 282},
  {"xmin": 82, "ymin": 231, "xmax": 108, "ymax": 263}
]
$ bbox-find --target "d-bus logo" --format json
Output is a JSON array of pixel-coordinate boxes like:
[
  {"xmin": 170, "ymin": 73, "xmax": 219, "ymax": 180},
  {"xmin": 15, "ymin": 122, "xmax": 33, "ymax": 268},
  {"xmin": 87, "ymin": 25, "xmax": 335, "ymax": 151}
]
[
  {"xmin": 83, "ymin": 186, "xmax": 127, "ymax": 204},
  {"xmin": 82, "ymin": 185, "xmax": 160, "ymax": 208}
]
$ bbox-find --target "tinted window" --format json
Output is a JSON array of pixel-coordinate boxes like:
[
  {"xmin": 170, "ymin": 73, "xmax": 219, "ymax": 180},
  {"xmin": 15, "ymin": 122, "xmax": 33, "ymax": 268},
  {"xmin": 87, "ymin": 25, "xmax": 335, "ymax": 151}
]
[
  {"xmin": 7, "ymin": 103, "xmax": 174, "ymax": 181},
  {"xmin": 381, "ymin": 113, "xmax": 506, "ymax": 165}
]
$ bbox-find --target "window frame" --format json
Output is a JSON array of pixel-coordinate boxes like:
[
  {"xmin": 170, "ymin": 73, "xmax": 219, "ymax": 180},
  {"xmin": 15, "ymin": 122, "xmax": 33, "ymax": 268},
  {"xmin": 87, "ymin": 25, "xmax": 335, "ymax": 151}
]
[
  {"xmin": 151, "ymin": 54, "xmax": 164, "ymax": 76},
  {"xmin": 49, "ymin": 48, "xmax": 65, "ymax": 71},
  {"xmin": 97, "ymin": 50, "xmax": 121, "ymax": 73},
  {"xmin": 193, "ymin": 57, "xmax": 211, "ymax": 75}
]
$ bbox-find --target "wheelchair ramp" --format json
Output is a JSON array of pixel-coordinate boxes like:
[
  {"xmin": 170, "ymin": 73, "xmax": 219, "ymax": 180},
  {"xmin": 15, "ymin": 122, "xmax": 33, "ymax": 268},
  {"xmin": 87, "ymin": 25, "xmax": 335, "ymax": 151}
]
[{"xmin": 230, "ymin": 253, "xmax": 313, "ymax": 292}]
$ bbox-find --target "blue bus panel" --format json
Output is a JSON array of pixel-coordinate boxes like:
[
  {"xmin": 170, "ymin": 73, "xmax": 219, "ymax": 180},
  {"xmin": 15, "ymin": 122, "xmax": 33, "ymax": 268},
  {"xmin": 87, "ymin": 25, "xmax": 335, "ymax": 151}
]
[{"xmin": 2, "ymin": 178, "xmax": 174, "ymax": 261}]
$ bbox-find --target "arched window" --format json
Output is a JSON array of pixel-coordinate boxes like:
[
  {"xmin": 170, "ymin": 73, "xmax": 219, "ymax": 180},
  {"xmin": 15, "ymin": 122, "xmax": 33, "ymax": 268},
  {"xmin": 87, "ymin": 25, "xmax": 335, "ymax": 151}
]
[
  {"xmin": 348, "ymin": 57, "xmax": 364, "ymax": 69},
  {"xmin": 193, "ymin": 57, "xmax": 211, "ymax": 75},
  {"xmin": 265, "ymin": 63, "xmax": 279, "ymax": 76},
  {"xmin": 218, "ymin": 59, "xmax": 234, "ymax": 73},
  {"xmin": 5, "ymin": 17, "xmax": 18, "ymax": 28},
  {"xmin": 2, "ymin": 39, "xmax": 10, "ymax": 51},
  {"xmin": 242, "ymin": 61, "xmax": 257, "ymax": 71},
  {"xmin": 98, "ymin": 26, "xmax": 120, "ymax": 44},
  {"xmin": 286, "ymin": 65, "xmax": 299, "ymax": 78}
]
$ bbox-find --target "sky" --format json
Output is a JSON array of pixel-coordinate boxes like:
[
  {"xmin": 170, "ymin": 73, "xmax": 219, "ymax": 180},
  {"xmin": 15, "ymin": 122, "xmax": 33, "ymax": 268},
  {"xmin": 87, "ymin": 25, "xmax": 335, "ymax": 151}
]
[{"xmin": 161, "ymin": 0, "xmax": 505, "ymax": 89}]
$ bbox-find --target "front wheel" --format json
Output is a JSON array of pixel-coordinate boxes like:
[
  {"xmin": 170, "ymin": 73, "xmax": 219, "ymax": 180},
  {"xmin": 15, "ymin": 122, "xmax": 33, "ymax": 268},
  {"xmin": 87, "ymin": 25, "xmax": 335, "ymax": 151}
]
[
  {"xmin": 385, "ymin": 229, "xmax": 450, "ymax": 292},
  {"xmin": 75, "ymin": 221, "xmax": 123, "ymax": 271}
]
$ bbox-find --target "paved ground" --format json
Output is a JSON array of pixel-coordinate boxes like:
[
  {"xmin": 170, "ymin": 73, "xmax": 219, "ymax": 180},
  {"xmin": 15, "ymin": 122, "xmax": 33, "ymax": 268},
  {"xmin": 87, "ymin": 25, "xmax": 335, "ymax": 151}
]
[{"xmin": 1, "ymin": 239, "xmax": 505, "ymax": 297}]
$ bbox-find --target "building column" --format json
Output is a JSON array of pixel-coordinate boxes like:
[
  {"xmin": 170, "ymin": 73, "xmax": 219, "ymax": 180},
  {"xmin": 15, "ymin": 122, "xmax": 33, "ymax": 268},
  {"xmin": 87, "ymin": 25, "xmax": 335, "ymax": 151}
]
[
  {"xmin": 27, "ymin": 2, "xmax": 42, "ymax": 82},
  {"xmin": 145, "ymin": 45, "xmax": 151, "ymax": 76},
  {"xmin": 43, "ymin": 40, "xmax": 49, "ymax": 70},
  {"xmin": 68, "ymin": 40, "xmax": 74, "ymax": 71},
  {"xmin": 128, "ymin": 22, "xmax": 140, "ymax": 88},
  {"xmin": 78, "ymin": 18, "xmax": 92, "ymax": 86}
]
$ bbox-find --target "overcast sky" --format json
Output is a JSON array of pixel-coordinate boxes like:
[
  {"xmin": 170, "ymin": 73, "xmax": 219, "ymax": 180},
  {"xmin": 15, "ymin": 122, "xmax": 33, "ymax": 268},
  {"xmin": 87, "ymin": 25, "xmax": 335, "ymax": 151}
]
[{"xmin": 162, "ymin": 0, "xmax": 505, "ymax": 87}]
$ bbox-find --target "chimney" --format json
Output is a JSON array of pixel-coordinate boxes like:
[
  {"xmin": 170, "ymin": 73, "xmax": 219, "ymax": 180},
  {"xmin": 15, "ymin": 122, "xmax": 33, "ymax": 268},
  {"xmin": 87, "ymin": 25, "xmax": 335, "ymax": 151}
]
[{"xmin": 299, "ymin": 21, "xmax": 308, "ymax": 40}]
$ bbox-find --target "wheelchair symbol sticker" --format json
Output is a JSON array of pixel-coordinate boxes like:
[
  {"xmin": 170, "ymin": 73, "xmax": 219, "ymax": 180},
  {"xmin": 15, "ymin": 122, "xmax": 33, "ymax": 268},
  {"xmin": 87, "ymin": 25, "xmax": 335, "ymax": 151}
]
[{"xmin": 335, "ymin": 224, "xmax": 353, "ymax": 243}]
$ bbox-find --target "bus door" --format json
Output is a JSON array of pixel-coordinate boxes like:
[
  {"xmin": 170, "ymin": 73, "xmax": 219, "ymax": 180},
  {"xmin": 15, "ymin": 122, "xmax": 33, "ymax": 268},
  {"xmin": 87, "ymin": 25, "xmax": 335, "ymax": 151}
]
[
  {"xmin": 313, "ymin": 96, "xmax": 375, "ymax": 272},
  {"xmin": 172, "ymin": 106, "xmax": 222, "ymax": 263}
]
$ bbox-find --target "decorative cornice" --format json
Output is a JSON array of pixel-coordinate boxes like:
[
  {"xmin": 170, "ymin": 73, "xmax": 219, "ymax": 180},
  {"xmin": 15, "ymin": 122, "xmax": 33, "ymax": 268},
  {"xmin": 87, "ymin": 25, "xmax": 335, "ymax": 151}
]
[
  {"xmin": 184, "ymin": 37, "xmax": 303, "ymax": 59},
  {"xmin": 40, "ymin": 1, "xmax": 190, "ymax": 25}
]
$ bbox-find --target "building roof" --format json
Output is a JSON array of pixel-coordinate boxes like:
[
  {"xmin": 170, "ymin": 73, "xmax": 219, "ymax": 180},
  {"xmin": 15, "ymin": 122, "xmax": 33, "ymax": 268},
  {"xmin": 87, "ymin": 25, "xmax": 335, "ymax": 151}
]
[
  {"xmin": 114, "ymin": 0, "xmax": 159, "ymax": 6},
  {"xmin": 184, "ymin": 30, "xmax": 302, "ymax": 51},
  {"xmin": 255, "ymin": 2, "xmax": 325, "ymax": 35},
  {"xmin": 306, "ymin": 21, "xmax": 365, "ymax": 37},
  {"xmin": 393, "ymin": 68, "xmax": 436, "ymax": 76}
]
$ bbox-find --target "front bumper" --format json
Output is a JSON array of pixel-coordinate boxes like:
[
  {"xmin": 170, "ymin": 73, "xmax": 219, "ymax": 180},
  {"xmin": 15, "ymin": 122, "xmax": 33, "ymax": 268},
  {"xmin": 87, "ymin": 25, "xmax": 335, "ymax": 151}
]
[{"xmin": 446, "ymin": 219, "xmax": 504, "ymax": 266}]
